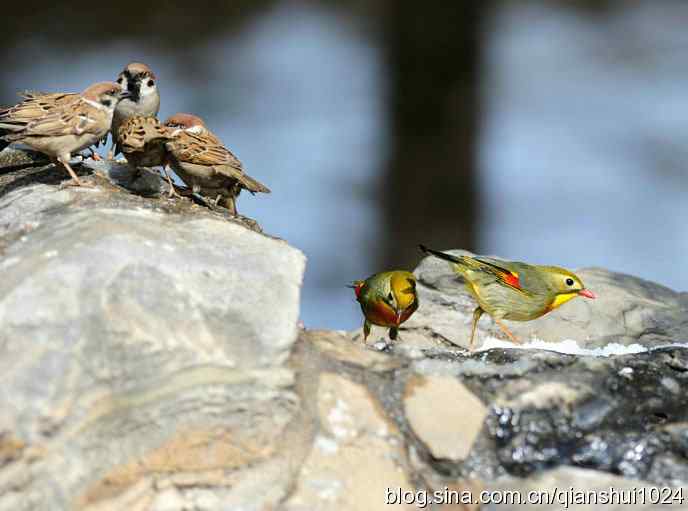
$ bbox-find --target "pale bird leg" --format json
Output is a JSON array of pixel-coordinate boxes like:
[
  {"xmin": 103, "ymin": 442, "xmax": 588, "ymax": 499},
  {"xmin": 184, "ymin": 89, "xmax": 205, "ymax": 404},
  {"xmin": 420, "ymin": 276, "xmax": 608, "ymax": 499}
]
[
  {"xmin": 493, "ymin": 318, "xmax": 521, "ymax": 344},
  {"xmin": 57, "ymin": 157, "xmax": 91, "ymax": 187},
  {"xmin": 161, "ymin": 169, "xmax": 182, "ymax": 198},
  {"xmin": 470, "ymin": 307, "xmax": 483, "ymax": 351},
  {"xmin": 224, "ymin": 196, "xmax": 238, "ymax": 216}
]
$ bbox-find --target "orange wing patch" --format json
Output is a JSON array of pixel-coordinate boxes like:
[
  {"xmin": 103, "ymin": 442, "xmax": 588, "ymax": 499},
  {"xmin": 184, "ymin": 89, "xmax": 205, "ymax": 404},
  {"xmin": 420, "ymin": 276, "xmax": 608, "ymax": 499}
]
[{"xmin": 501, "ymin": 271, "xmax": 521, "ymax": 289}]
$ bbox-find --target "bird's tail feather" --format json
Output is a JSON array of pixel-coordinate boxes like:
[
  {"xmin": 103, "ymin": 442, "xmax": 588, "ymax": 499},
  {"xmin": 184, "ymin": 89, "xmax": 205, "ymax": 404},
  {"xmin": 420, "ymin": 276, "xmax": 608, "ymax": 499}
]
[
  {"xmin": 238, "ymin": 173, "xmax": 270, "ymax": 194},
  {"xmin": 418, "ymin": 244, "xmax": 473, "ymax": 268}
]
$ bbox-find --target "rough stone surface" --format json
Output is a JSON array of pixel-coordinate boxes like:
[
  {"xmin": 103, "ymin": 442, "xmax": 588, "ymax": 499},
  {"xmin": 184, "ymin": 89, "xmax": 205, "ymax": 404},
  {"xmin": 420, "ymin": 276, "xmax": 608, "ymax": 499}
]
[
  {"xmin": 2, "ymin": 163, "xmax": 688, "ymax": 511},
  {"xmin": 285, "ymin": 372, "xmax": 414, "ymax": 511},
  {"xmin": 404, "ymin": 375, "xmax": 487, "ymax": 461},
  {"xmin": 0, "ymin": 173, "xmax": 305, "ymax": 511}
]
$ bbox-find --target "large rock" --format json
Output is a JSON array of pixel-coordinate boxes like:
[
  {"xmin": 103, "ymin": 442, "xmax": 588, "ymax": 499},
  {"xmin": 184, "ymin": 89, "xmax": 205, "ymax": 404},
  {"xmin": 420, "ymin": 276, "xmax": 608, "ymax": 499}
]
[
  {"xmin": 2, "ymin": 163, "xmax": 688, "ymax": 511},
  {"xmin": 0, "ymin": 178, "xmax": 305, "ymax": 510}
]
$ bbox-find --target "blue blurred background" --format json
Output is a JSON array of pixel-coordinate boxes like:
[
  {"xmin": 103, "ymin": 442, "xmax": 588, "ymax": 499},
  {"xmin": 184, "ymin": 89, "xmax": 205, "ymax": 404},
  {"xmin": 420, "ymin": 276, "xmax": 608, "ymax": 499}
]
[{"xmin": 2, "ymin": 0, "xmax": 687, "ymax": 329}]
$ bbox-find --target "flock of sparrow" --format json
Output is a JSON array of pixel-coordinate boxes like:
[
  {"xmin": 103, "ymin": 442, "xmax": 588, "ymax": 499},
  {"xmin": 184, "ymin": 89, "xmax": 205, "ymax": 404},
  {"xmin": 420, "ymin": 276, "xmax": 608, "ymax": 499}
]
[{"xmin": 0, "ymin": 62, "xmax": 270, "ymax": 215}]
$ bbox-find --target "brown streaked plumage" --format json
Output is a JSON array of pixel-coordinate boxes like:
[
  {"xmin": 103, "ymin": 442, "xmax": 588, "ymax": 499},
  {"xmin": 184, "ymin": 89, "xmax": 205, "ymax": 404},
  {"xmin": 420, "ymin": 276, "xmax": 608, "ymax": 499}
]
[
  {"xmin": 117, "ymin": 115, "xmax": 174, "ymax": 178},
  {"xmin": 163, "ymin": 113, "xmax": 270, "ymax": 214},
  {"xmin": 0, "ymin": 82, "xmax": 127, "ymax": 185},
  {"xmin": 0, "ymin": 91, "xmax": 79, "ymax": 151}
]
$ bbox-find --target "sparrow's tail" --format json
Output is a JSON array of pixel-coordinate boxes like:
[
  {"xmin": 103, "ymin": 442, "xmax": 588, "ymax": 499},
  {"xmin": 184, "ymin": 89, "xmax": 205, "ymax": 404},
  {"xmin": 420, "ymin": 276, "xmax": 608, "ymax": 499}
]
[{"xmin": 238, "ymin": 173, "xmax": 271, "ymax": 194}]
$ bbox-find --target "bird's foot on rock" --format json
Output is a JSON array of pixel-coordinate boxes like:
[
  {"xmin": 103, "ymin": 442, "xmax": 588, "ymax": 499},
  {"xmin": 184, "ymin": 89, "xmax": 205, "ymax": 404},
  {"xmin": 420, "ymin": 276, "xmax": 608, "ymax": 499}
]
[
  {"xmin": 168, "ymin": 185, "xmax": 193, "ymax": 200},
  {"xmin": 372, "ymin": 339, "xmax": 392, "ymax": 352},
  {"xmin": 59, "ymin": 178, "xmax": 94, "ymax": 189},
  {"xmin": 234, "ymin": 215, "xmax": 260, "ymax": 231},
  {"xmin": 494, "ymin": 318, "xmax": 521, "ymax": 344}
]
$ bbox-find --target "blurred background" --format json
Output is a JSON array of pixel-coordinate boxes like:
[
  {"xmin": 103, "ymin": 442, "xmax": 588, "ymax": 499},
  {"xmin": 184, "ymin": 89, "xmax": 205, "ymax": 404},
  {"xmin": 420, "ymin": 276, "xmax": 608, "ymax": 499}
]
[{"xmin": 2, "ymin": 0, "xmax": 687, "ymax": 329}]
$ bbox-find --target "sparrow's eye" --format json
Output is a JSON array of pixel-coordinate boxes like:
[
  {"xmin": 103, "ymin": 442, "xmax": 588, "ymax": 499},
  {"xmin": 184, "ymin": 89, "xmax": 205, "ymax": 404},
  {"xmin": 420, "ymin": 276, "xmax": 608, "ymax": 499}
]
[
  {"xmin": 116, "ymin": 77, "xmax": 123, "ymax": 84},
  {"xmin": 147, "ymin": 80, "xmax": 154, "ymax": 87},
  {"xmin": 101, "ymin": 99, "xmax": 112, "ymax": 107},
  {"xmin": 387, "ymin": 292, "xmax": 394, "ymax": 302},
  {"xmin": 566, "ymin": 278, "xmax": 575, "ymax": 286}
]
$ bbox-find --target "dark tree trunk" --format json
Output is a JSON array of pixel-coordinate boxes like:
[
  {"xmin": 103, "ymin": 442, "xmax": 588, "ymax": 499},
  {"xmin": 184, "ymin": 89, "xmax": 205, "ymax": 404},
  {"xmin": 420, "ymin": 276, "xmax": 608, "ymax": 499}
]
[{"xmin": 380, "ymin": 1, "xmax": 486, "ymax": 269}]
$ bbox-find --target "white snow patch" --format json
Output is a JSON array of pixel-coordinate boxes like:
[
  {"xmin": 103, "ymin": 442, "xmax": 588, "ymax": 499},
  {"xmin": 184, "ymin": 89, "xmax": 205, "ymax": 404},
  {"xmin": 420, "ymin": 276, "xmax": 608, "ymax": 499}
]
[
  {"xmin": 314, "ymin": 434, "xmax": 339, "ymax": 454},
  {"xmin": 307, "ymin": 478, "xmax": 343, "ymax": 501},
  {"xmin": 327, "ymin": 398, "xmax": 354, "ymax": 439},
  {"xmin": 618, "ymin": 367, "xmax": 634, "ymax": 378},
  {"xmin": 476, "ymin": 337, "xmax": 688, "ymax": 358}
]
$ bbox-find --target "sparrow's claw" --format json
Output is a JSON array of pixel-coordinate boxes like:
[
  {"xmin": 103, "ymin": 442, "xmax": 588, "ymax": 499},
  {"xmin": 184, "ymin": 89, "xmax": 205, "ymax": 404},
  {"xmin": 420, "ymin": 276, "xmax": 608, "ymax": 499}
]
[
  {"xmin": 167, "ymin": 185, "xmax": 187, "ymax": 199},
  {"xmin": 59, "ymin": 179, "xmax": 94, "ymax": 189},
  {"xmin": 91, "ymin": 152, "xmax": 103, "ymax": 162}
]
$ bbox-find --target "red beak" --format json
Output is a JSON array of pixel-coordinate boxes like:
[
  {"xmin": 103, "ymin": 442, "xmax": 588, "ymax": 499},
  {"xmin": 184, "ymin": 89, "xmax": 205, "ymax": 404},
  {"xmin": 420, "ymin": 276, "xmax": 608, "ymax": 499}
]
[{"xmin": 578, "ymin": 289, "xmax": 596, "ymax": 299}]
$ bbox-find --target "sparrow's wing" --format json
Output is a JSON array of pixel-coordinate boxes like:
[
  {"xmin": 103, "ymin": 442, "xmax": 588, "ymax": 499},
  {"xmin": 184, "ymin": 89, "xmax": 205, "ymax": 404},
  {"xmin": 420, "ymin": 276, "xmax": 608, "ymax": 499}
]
[
  {"xmin": 167, "ymin": 131, "xmax": 271, "ymax": 193},
  {"xmin": 118, "ymin": 116, "xmax": 171, "ymax": 153},
  {"xmin": 0, "ymin": 92, "xmax": 79, "ymax": 122},
  {"xmin": 14, "ymin": 100, "xmax": 108, "ymax": 138},
  {"xmin": 168, "ymin": 131, "xmax": 242, "ymax": 167}
]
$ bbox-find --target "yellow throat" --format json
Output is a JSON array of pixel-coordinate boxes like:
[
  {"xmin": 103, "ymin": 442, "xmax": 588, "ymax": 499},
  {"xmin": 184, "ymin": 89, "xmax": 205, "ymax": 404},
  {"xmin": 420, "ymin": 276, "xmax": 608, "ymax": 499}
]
[{"xmin": 549, "ymin": 292, "xmax": 579, "ymax": 311}]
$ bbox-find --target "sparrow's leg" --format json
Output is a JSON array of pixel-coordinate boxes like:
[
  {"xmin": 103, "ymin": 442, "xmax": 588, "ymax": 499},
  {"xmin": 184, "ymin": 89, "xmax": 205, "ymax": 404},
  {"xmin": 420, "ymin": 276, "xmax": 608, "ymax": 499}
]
[
  {"xmin": 470, "ymin": 307, "xmax": 483, "ymax": 350},
  {"xmin": 159, "ymin": 168, "xmax": 183, "ymax": 198},
  {"xmin": 107, "ymin": 139, "xmax": 117, "ymax": 161},
  {"xmin": 57, "ymin": 156, "xmax": 91, "ymax": 187},
  {"xmin": 494, "ymin": 318, "xmax": 521, "ymax": 344},
  {"xmin": 89, "ymin": 148, "xmax": 102, "ymax": 161},
  {"xmin": 223, "ymin": 196, "xmax": 238, "ymax": 216}
]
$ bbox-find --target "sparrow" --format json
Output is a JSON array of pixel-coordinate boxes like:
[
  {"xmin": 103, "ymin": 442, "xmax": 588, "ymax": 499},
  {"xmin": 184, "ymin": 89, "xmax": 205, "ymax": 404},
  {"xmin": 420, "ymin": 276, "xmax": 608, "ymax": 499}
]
[
  {"xmin": 117, "ymin": 115, "xmax": 175, "ymax": 183},
  {"xmin": 0, "ymin": 91, "xmax": 79, "ymax": 151},
  {"xmin": 0, "ymin": 82, "xmax": 128, "ymax": 186},
  {"xmin": 163, "ymin": 113, "xmax": 270, "ymax": 214},
  {"xmin": 111, "ymin": 62, "xmax": 160, "ymax": 156},
  {"xmin": 419, "ymin": 245, "xmax": 596, "ymax": 349},
  {"xmin": 350, "ymin": 271, "xmax": 419, "ymax": 342}
]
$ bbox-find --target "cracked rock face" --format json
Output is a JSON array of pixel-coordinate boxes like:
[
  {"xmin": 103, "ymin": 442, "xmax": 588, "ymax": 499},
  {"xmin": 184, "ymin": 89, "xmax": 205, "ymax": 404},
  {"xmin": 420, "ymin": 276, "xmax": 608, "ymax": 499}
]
[
  {"xmin": 2, "ymin": 163, "xmax": 688, "ymax": 511},
  {"xmin": 0, "ymin": 179, "xmax": 305, "ymax": 510}
]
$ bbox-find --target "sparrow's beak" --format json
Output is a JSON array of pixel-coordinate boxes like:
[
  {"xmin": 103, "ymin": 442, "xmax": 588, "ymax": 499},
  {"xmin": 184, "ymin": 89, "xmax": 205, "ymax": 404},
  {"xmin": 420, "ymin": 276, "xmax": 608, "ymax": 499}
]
[{"xmin": 578, "ymin": 289, "xmax": 596, "ymax": 299}]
